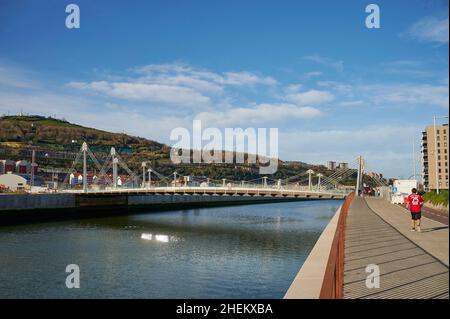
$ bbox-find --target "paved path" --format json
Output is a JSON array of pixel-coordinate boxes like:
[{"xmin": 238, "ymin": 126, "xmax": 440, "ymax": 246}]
[
  {"xmin": 343, "ymin": 197, "xmax": 449, "ymax": 299},
  {"xmin": 366, "ymin": 197, "xmax": 449, "ymax": 266},
  {"xmin": 420, "ymin": 205, "xmax": 448, "ymax": 225}
]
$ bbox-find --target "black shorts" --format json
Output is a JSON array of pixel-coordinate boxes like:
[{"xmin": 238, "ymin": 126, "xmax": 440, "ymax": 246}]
[{"xmin": 411, "ymin": 212, "xmax": 421, "ymax": 220}]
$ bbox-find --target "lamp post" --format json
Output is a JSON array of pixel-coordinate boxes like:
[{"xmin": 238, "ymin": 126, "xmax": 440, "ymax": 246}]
[
  {"xmin": 141, "ymin": 162, "xmax": 146, "ymax": 188},
  {"xmin": 147, "ymin": 168, "xmax": 152, "ymax": 188},
  {"xmin": 356, "ymin": 156, "xmax": 362, "ymax": 196},
  {"xmin": 306, "ymin": 169, "xmax": 314, "ymax": 191},
  {"xmin": 173, "ymin": 172, "xmax": 177, "ymax": 187},
  {"xmin": 263, "ymin": 176, "xmax": 268, "ymax": 188},
  {"xmin": 317, "ymin": 173, "xmax": 323, "ymax": 191},
  {"xmin": 82, "ymin": 142, "xmax": 88, "ymax": 193}
]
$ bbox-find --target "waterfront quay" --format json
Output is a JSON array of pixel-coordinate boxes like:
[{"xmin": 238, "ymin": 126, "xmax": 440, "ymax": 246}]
[
  {"xmin": 0, "ymin": 186, "xmax": 345, "ymax": 224},
  {"xmin": 285, "ymin": 193, "xmax": 449, "ymax": 299}
]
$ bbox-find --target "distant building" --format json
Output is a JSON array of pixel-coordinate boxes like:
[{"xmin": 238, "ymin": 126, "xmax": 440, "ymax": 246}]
[
  {"xmin": 326, "ymin": 161, "xmax": 336, "ymax": 170},
  {"xmin": 16, "ymin": 160, "xmax": 31, "ymax": 174},
  {"xmin": 0, "ymin": 159, "xmax": 15, "ymax": 174},
  {"xmin": 0, "ymin": 172, "xmax": 27, "ymax": 191},
  {"xmin": 338, "ymin": 162, "xmax": 349, "ymax": 169},
  {"xmin": 422, "ymin": 124, "xmax": 449, "ymax": 190}
]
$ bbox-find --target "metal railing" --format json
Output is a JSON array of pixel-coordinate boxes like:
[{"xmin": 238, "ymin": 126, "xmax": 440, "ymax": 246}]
[
  {"xmin": 62, "ymin": 185, "xmax": 351, "ymax": 196},
  {"xmin": 319, "ymin": 191, "xmax": 355, "ymax": 299}
]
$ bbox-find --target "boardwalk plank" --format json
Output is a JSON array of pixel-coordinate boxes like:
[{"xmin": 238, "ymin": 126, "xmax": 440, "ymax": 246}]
[{"xmin": 343, "ymin": 197, "xmax": 449, "ymax": 299}]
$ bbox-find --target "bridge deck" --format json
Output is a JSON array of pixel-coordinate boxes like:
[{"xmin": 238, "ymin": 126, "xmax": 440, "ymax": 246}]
[
  {"xmin": 65, "ymin": 187, "xmax": 347, "ymax": 199},
  {"xmin": 343, "ymin": 197, "xmax": 449, "ymax": 299}
]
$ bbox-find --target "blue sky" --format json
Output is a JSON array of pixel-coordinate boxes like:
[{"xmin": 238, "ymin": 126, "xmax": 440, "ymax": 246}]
[{"xmin": 0, "ymin": 0, "xmax": 448, "ymax": 178}]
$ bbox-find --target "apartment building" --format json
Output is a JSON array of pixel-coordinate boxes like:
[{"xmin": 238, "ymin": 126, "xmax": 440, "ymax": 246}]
[{"xmin": 422, "ymin": 124, "xmax": 449, "ymax": 190}]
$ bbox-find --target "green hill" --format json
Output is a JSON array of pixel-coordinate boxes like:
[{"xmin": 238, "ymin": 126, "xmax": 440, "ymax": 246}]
[
  {"xmin": 0, "ymin": 115, "xmax": 166, "ymax": 153},
  {"xmin": 0, "ymin": 115, "xmax": 348, "ymax": 183}
]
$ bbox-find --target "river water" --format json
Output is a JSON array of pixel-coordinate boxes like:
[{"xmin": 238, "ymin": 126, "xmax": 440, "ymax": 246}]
[{"xmin": 0, "ymin": 200, "xmax": 341, "ymax": 298}]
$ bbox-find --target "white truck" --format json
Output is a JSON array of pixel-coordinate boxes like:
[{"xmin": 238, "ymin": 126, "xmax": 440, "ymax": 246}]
[{"xmin": 391, "ymin": 179, "xmax": 418, "ymax": 204}]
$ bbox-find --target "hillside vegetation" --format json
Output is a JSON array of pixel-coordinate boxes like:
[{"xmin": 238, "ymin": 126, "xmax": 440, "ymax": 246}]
[
  {"xmin": 0, "ymin": 115, "xmax": 166, "ymax": 153},
  {"xmin": 423, "ymin": 190, "xmax": 449, "ymax": 207},
  {"xmin": 0, "ymin": 115, "xmax": 350, "ymax": 183}
]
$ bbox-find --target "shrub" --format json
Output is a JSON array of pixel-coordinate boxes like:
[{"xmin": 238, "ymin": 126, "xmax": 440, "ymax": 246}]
[{"xmin": 423, "ymin": 190, "xmax": 449, "ymax": 207}]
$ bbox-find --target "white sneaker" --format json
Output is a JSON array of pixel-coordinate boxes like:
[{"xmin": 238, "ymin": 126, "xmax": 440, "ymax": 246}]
[
  {"xmin": 411, "ymin": 228, "xmax": 416, "ymax": 232},
  {"xmin": 416, "ymin": 226, "xmax": 421, "ymax": 232}
]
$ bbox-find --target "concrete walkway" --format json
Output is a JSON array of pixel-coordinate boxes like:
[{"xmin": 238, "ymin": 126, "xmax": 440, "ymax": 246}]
[
  {"xmin": 343, "ymin": 197, "xmax": 449, "ymax": 299},
  {"xmin": 366, "ymin": 197, "xmax": 449, "ymax": 266}
]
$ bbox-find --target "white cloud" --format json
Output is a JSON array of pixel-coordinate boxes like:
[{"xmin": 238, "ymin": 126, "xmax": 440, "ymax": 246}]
[
  {"xmin": 317, "ymin": 81, "xmax": 353, "ymax": 95},
  {"xmin": 406, "ymin": 16, "xmax": 449, "ymax": 44},
  {"xmin": 139, "ymin": 74, "xmax": 224, "ymax": 95},
  {"xmin": 68, "ymin": 63, "xmax": 280, "ymax": 108},
  {"xmin": 279, "ymin": 125, "xmax": 422, "ymax": 178},
  {"xmin": 339, "ymin": 100, "xmax": 364, "ymax": 107},
  {"xmin": 361, "ymin": 83, "xmax": 449, "ymax": 108},
  {"xmin": 68, "ymin": 81, "xmax": 211, "ymax": 107},
  {"xmin": 222, "ymin": 71, "xmax": 278, "ymax": 86},
  {"xmin": 284, "ymin": 84, "xmax": 303, "ymax": 94},
  {"xmin": 285, "ymin": 89, "xmax": 335, "ymax": 105},
  {"xmin": 195, "ymin": 103, "xmax": 321, "ymax": 127},
  {"xmin": 135, "ymin": 62, "xmax": 278, "ymax": 87}
]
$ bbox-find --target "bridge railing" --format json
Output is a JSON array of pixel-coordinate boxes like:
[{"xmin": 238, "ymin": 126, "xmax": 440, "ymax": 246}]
[
  {"xmin": 61, "ymin": 185, "xmax": 351, "ymax": 196},
  {"xmin": 319, "ymin": 191, "xmax": 355, "ymax": 299}
]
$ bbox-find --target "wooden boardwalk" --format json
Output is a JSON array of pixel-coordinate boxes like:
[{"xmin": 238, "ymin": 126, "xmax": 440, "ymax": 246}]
[{"xmin": 343, "ymin": 197, "xmax": 449, "ymax": 299}]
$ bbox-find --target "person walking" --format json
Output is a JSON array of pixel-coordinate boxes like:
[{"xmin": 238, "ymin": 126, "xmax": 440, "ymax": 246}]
[{"xmin": 406, "ymin": 188, "xmax": 424, "ymax": 232}]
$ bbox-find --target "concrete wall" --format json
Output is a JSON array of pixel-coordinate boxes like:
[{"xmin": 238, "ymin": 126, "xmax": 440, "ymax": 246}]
[
  {"xmin": 0, "ymin": 193, "xmax": 75, "ymax": 210},
  {"xmin": 128, "ymin": 194, "xmax": 270, "ymax": 205},
  {"xmin": 0, "ymin": 192, "xmax": 285, "ymax": 211},
  {"xmin": 284, "ymin": 205, "xmax": 342, "ymax": 299}
]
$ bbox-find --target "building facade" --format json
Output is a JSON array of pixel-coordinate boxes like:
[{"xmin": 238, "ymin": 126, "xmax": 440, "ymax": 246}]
[
  {"xmin": 0, "ymin": 173, "xmax": 27, "ymax": 191},
  {"xmin": 338, "ymin": 162, "xmax": 349, "ymax": 169},
  {"xmin": 0, "ymin": 160, "xmax": 16, "ymax": 174},
  {"xmin": 422, "ymin": 124, "xmax": 449, "ymax": 191},
  {"xmin": 326, "ymin": 161, "xmax": 336, "ymax": 170}
]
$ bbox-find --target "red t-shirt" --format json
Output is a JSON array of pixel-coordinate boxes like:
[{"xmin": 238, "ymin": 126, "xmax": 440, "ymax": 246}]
[{"xmin": 407, "ymin": 194, "xmax": 423, "ymax": 213}]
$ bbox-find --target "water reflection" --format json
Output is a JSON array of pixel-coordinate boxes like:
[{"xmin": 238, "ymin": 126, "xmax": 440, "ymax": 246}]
[
  {"xmin": 141, "ymin": 233, "xmax": 180, "ymax": 243},
  {"xmin": 0, "ymin": 200, "xmax": 342, "ymax": 299}
]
